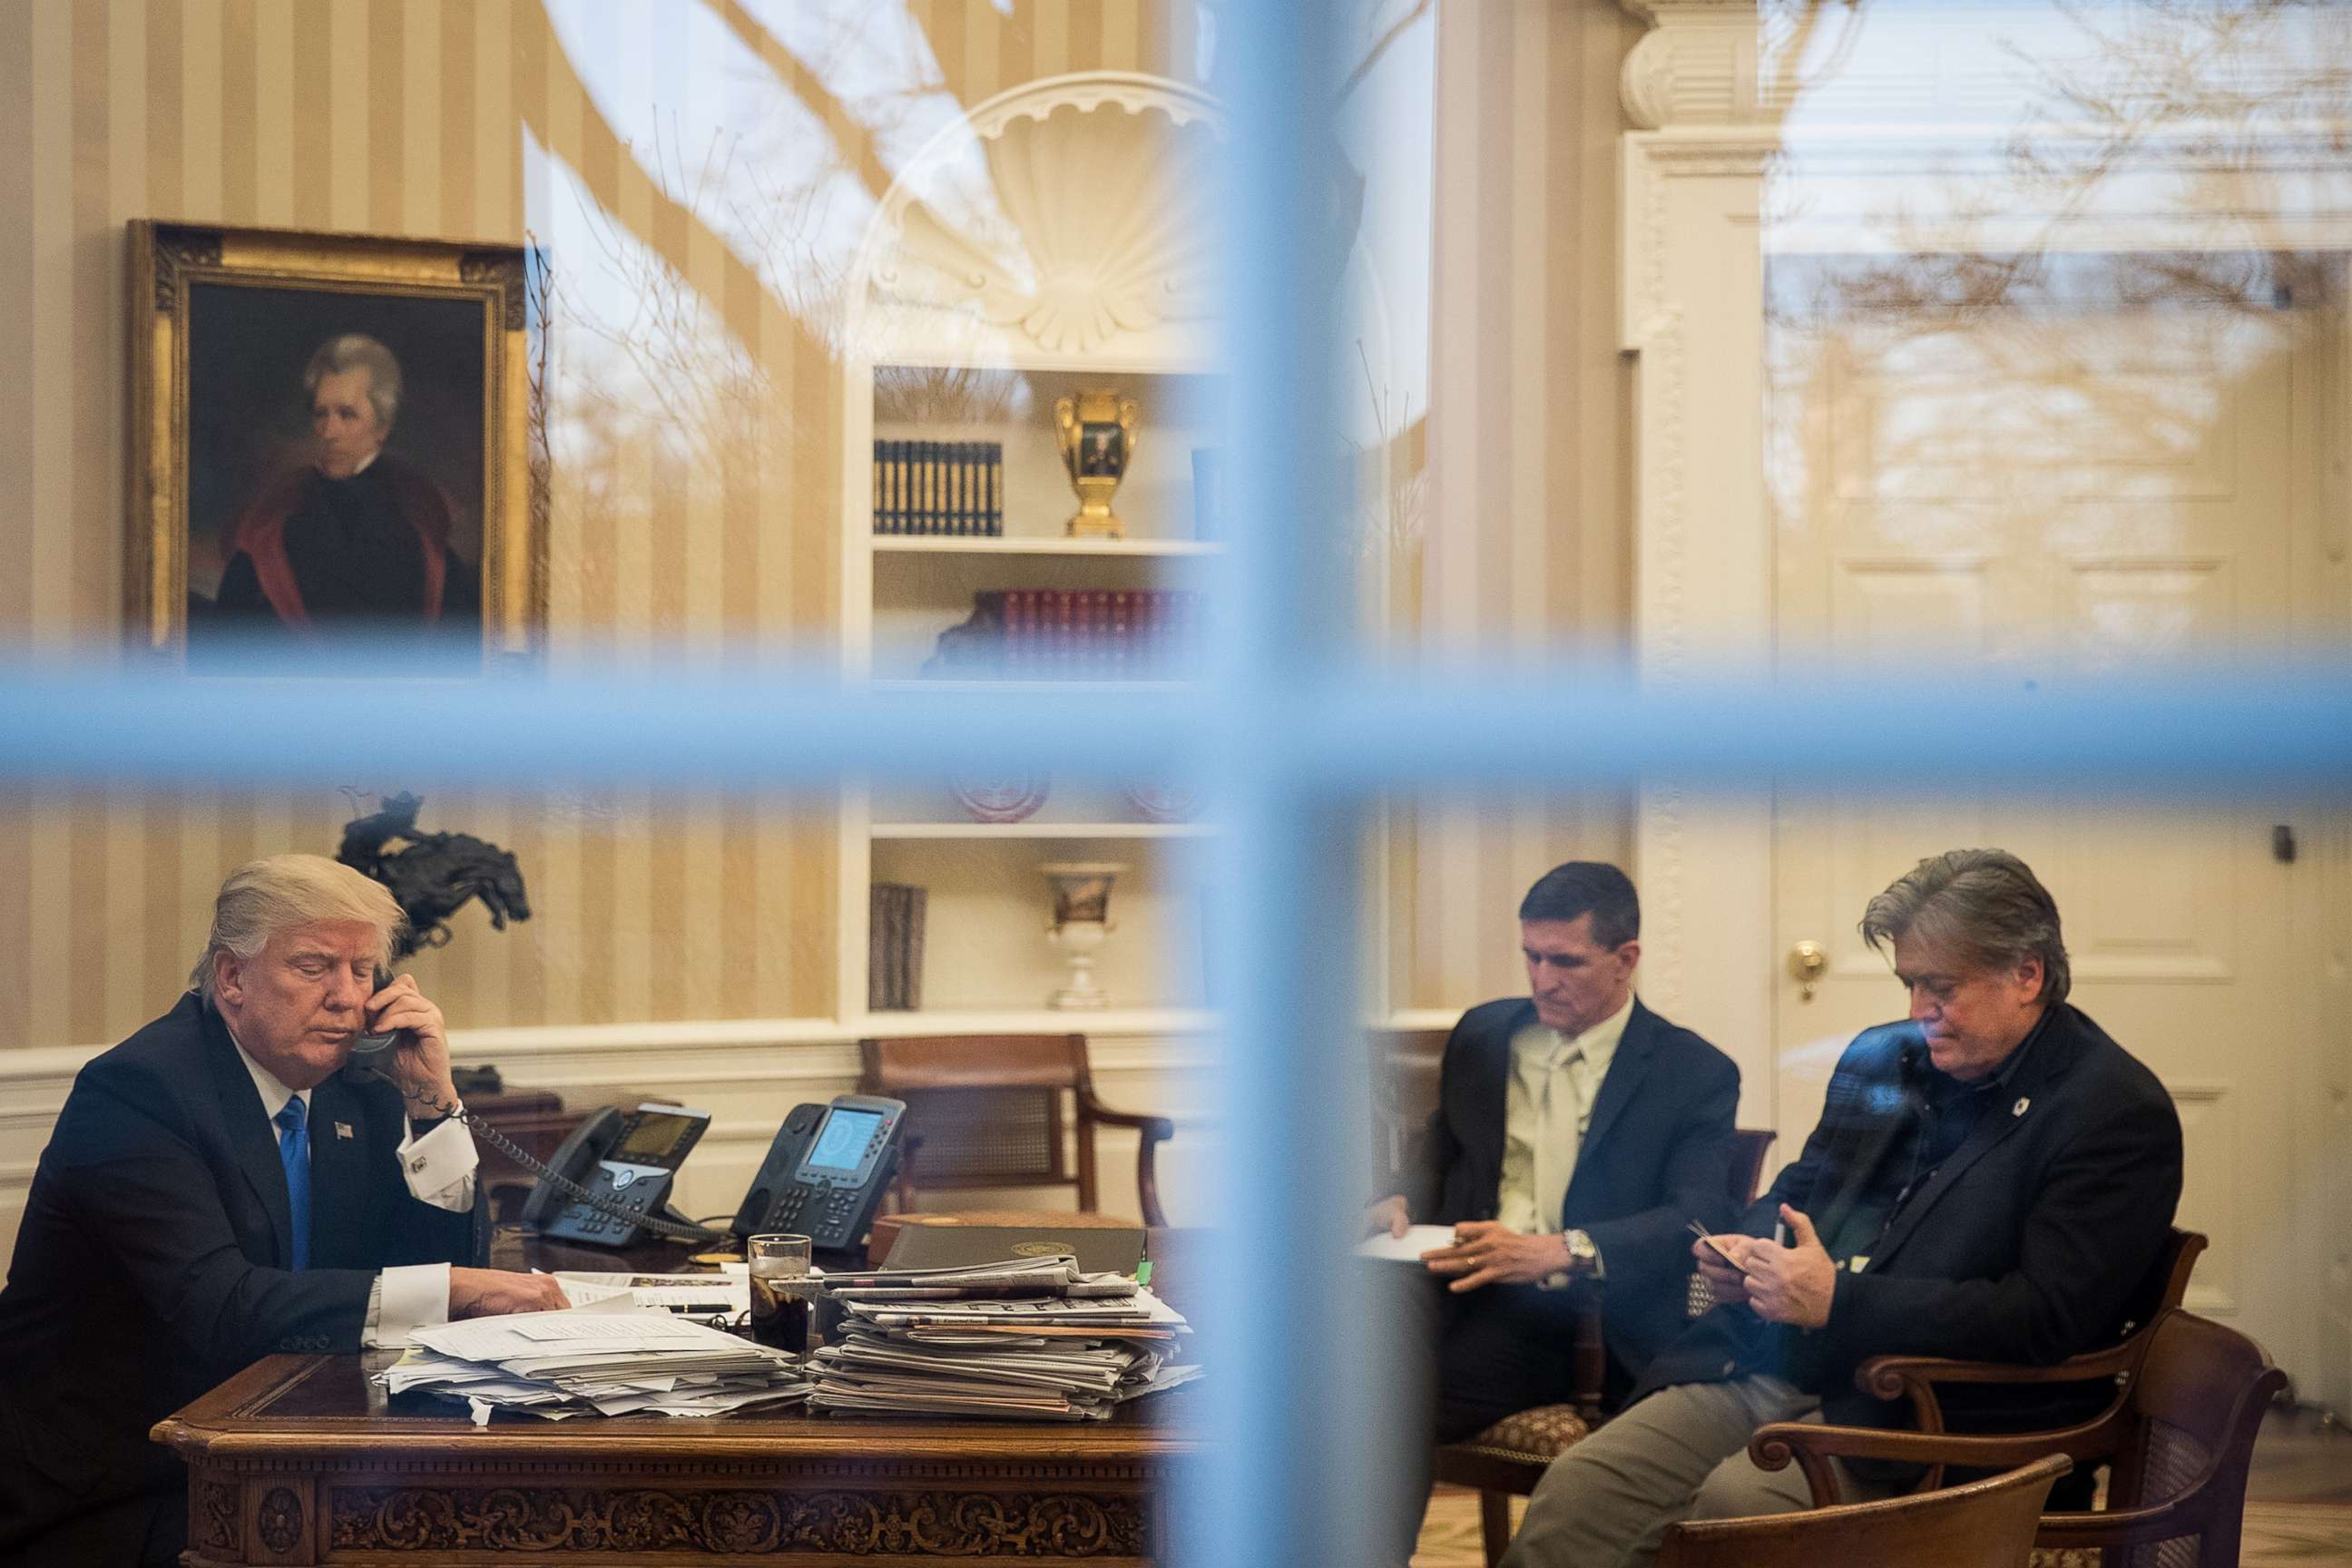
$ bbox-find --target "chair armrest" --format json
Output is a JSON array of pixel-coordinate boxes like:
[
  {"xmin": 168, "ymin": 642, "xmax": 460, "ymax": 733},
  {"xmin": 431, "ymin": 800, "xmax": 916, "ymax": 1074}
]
[
  {"xmin": 1853, "ymin": 1340, "xmax": 2139, "ymax": 1435},
  {"xmin": 2034, "ymin": 1499, "xmax": 2219, "ymax": 1551},
  {"xmin": 1749, "ymin": 1411, "xmax": 2118, "ymax": 1507},
  {"xmin": 1077, "ymin": 1090, "xmax": 1174, "ymax": 1142},
  {"xmin": 1077, "ymin": 1090, "xmax": 1174, "ymax": 1229}
]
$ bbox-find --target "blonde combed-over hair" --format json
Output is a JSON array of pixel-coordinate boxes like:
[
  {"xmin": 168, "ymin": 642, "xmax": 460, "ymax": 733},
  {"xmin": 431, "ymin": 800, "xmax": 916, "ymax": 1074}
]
[{"xmin": 190, "ymin": 854, "xmax": 407, "ymax": 1003}]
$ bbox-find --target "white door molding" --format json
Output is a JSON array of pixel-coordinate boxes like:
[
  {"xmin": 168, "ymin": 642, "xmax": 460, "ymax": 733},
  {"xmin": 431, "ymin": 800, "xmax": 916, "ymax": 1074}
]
[{"xmin": 1616, "ymin": 0, "xmax": 2352, "ymax": 1131}]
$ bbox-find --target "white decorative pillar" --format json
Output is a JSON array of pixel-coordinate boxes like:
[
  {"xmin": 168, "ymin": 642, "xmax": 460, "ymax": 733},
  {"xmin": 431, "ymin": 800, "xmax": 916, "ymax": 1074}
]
[
  {"xmin": 1618, "ymin": 0, "xmax": 1774, "ymax": 132},
  {"xmin": 1615, "ymin": 0, "xmax": 1783, "ymax": 1120}
]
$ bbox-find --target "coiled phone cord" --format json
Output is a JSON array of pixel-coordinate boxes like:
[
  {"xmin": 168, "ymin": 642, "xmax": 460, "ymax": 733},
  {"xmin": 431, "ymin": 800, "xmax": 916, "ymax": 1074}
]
[{"xmin": 358, "ymin": 1064, "xmax": 722, "ymax": 1245}]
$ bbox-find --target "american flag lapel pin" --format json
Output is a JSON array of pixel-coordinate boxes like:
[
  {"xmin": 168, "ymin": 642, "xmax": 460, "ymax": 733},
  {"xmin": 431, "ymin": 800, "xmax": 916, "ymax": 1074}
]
[{"xmin": 335, "ymin": 1121, "xmax": 356, "ymax": 1140}]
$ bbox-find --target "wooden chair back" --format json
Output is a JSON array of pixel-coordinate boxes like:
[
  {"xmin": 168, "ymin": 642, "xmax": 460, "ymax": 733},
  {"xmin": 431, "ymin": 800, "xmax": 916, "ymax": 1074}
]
[
  {"xmin": 1727, "ymin": 1127, "xmax": 1777, "ymax": 1210},
  {"xmin": 858, "ymin": 1034, "xmax": 1175, "ymax": 1227},
  {"xmin": 1752, "ymin": 1307, "xmax": 2286, "ymax": 1568},
  {"xmin": 1370, "ymin": 1027, "xmax": 1448, "ymax": 1177},
  {"xmin": 1656, "ymin": 1455, "xmax": 2069, "ymax": 1568},
  {"xmin": 2040, "ymin": 1308, "xmax": 2289, "ymax": 1567}
]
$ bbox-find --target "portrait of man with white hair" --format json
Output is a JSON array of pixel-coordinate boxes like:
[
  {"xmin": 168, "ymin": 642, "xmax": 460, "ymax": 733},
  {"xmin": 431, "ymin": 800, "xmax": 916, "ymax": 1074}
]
[{"xmin": 197, "ymin": 330, "xmax": 483, "ymax": 653}]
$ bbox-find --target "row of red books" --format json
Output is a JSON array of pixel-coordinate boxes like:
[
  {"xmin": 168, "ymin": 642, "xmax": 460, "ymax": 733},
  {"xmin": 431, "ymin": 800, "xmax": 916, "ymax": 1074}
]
[{"xmin": 923, "ymin": 589, "xmax": 1203, "ymax": 679}]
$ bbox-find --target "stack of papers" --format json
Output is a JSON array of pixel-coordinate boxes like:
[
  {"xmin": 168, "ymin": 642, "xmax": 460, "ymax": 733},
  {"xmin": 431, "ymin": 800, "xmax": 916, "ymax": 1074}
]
[
  {"xmin": 806, "ymin": 1255, "xmax": 1202, "ymax": 1420},
  {"xmin": 379, "ymin": 1308, "xmax": 809, "ymax": 1423},
  {"xmin": 552, "ymin": 1269, "xmax": 751, "ymax": 1321},
  {"xmin": 1355, "ymin": 1224, "xmax": 1456, "ymax": 1263}
]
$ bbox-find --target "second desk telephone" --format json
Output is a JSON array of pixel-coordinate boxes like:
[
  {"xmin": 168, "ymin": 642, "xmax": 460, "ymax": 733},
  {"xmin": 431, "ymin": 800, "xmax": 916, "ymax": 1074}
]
[{"xmin": 731, "ymin": 1094, "xmax": 907, "ymax": 1251}]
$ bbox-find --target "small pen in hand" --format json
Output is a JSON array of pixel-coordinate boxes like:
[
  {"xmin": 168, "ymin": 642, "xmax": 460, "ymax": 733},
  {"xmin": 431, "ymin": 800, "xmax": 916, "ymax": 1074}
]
[{"xmin": 1688, "ymin": 1220, "xmax": 1756, "ymax": 1276}]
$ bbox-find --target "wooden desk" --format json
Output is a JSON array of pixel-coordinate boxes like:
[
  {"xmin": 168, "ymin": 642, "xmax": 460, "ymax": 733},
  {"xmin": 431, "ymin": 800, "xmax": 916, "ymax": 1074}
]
[
  {"xmin": 153, "ymin": 1235, "xmax": 1211, "ymax": 1564},
  {"xmin": 153, "ymin": 1354, "xmax": 1201, "ymax": 1565}
]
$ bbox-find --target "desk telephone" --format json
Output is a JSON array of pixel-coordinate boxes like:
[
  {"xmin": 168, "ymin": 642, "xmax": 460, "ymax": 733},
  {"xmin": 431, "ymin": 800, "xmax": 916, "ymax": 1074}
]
[
  {"xmin": 349, "ymin": 992, "xmax": 904, "ymax": 1250},
  {"xmin": 730, "ymin": 1094, "xmax": 906, "ymax": 1251}
]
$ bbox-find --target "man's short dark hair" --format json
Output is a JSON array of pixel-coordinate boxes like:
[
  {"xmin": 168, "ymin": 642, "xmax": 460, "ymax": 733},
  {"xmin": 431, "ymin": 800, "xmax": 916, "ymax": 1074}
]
[
  {"xmin": 1859, "ymin": 848, "xmax": 2071, "ymax": 1004},
  {"xmin": 1517, "ymin": 862, "xmax": 1640, "ymax": 949}
]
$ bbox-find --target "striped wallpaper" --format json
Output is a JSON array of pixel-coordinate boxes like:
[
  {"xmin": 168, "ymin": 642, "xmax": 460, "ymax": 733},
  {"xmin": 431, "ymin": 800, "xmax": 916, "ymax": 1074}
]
[
  {"xmin": 1392, "ymin": 0, "xmax": 1642, "ymax": 1010},
  {"xmin": 0, "ymin": 0, "xmax": 1642, "ymax": 1053}
]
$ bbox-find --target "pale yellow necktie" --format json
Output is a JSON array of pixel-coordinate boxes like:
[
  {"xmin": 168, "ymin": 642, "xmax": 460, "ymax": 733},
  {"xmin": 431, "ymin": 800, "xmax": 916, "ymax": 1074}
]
[{"xmin": 1530, "ymin": 1044, "xmax": 1582, "ymax": 1234}]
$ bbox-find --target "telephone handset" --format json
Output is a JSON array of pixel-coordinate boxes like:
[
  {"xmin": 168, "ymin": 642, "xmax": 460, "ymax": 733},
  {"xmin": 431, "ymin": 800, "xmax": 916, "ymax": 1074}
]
[
  {"xmin": 732, "ymin": 1093, "xmax": 907, "ymax": 1251},
  {"xmin": 344, "ymin": 973, "xmax": 720, "ymax": 1246},
  {"xmin": 351, "ymin": 968, "xmax": 409, "ymax": 1058}
]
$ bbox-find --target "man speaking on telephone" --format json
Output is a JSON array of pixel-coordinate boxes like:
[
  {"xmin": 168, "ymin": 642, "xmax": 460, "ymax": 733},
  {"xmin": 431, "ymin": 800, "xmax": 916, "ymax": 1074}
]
[{"xmin": 0, "ymin": 855, "xmax": 566, "ymax": 1567}]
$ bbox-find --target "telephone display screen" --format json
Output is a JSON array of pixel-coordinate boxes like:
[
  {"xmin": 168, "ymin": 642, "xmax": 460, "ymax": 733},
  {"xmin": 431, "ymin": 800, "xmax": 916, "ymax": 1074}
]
[
  {"xmin": 615, "ymin": 1111, "xmax": 702, "ymax": 1166},
  {"xmin": 807, "ymin": 1108, "xmax": 882, "ymax": 1171}
]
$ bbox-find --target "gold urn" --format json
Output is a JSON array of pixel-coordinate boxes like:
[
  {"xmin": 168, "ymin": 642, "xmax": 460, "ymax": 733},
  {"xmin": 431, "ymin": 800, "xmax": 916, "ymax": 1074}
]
[{"xmin": 1053, "ymin": 388, "xmax": 1141, "ymax": 539}]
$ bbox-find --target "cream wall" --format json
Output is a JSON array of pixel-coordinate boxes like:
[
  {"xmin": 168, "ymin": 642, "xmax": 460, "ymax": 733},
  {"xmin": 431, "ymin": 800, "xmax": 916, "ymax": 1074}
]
[
  {"xmin": 0, "ymin": 0, "xmax": 1645, "ymax": 1048},
  {"xmin": 0, "ymin": 0, "xmax": 1228, "ymax": 1054},
  {"xmin": 0, "ymin": 0, "xmax": 1241, "ymax": 1248},
  {"xmin": 1390, "ymin": 0, "xmax": 1643, "ymax": 1014},
  {"xmin": 0, "ymin": 1, "xmax": 1644, "ymax": 1253}
]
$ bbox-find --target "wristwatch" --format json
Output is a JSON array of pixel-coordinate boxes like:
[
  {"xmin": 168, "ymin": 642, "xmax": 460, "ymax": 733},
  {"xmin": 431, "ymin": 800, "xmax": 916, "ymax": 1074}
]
[
  {"xmin": 1561, "ymin": 1229, "xmax": 1600, "ymax": 1272},
  {"xmin": 1539, "ymin": 1229, "xmax": 1601, "ymax": 1291}
]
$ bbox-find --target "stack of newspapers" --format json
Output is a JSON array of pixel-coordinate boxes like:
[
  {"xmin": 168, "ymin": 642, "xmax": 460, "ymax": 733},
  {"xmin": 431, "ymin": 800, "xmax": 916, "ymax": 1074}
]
[
  {"xmin": 379, "ymin": 1308, "xmax": 809, "ymax": 1422},
  {"xmin": 807, "ymin": 1255, "xmax": 1201, "ymax": 1420}
]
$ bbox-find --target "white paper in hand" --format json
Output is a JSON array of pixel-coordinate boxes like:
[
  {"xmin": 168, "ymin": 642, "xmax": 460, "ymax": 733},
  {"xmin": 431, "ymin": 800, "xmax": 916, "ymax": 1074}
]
[{"xmin": 1354, "ymin": 1224, "xmax": 1456, "ymax": 1263}]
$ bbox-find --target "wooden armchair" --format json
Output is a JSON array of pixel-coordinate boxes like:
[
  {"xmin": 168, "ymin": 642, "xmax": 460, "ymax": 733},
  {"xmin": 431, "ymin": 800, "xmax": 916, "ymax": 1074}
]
[
  {"xmin": 858, "ymin": 1034, "xmax": 1175, "ymax": 1229},
  {"xmin": 1829, "ymin": 1230, "xmax": 2207, "ymax": 1498},
  {"xmin": 1656, "ymin": 1454, "xmax": 2070, "ymax": 1568},
  {"xmin": 1749, "ymin": 1308, "xmax": 2286, "ymax": 1568},
  {"xmin": 1431, "ymin": 1126, "xmax": 1780, "ymax": 1567}
]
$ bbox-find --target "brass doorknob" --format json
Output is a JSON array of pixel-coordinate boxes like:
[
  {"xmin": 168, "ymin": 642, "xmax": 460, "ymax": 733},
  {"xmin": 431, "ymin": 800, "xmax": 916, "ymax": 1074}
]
[{"xmin": 1789, "ymin": 941, "xmax": 1827, "ymax": 1003}]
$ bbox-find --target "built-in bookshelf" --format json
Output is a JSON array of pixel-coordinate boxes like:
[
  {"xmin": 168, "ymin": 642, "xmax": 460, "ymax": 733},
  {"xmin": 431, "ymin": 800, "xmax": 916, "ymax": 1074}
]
[
  {"xmin": 835, "ymin": 72, "xmax": 1234, "ymax": 1033},
  {"xmin": 843, "ymin": 363, "xmax": 1220, "ymax": 1021}
]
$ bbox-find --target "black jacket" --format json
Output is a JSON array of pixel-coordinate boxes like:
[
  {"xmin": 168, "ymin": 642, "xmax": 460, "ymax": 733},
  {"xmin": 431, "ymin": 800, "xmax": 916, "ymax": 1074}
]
[
  {"xmin": 0, "ymin": 994, "xmax": 476, "ymax": 1565},
  {"xmin": 1635, "ymin": 1001, "xmax": 2183, "ymax": 1436},
  {"xmin": 1400, "ymin": 996, "xmax": 1742, "ymax": 1385}
]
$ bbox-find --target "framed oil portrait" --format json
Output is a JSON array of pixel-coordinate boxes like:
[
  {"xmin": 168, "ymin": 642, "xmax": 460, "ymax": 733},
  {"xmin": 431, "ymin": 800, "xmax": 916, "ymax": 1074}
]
[{"xmin": 127, "ymin": 221, "xmax": 546, "ymax": 670}]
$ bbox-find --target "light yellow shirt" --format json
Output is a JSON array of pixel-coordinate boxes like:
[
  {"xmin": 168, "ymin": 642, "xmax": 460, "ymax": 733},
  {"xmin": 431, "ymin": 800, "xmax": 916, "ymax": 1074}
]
[{"xmin": 1495, "ymin": 994, "xmax": 1633, "ymax": 1237}]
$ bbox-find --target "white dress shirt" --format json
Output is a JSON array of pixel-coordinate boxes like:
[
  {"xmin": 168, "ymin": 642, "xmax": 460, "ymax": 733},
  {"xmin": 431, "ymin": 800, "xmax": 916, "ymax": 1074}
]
[
  {"xmin": 1494, "ymin": 994, "xmax": 1634, "ymax": 1250},
  {"xmin": 230, "ymin": 1036, "xmax": 478, "ymax": 1347}
]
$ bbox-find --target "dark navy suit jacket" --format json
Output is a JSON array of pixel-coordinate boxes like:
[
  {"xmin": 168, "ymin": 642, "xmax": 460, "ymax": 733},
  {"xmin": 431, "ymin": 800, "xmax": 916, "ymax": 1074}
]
[
  {"xmin": 1399, "ymin": 996, "xmax": 1742, "ymax": 1387},
  {"xmin": 1635, "ymin": 1002, "xmax": 2182, "ymax": 1438},
  {"xmin": 0, "ymin": 994, "xmax": 475, "ymax": 1565}
]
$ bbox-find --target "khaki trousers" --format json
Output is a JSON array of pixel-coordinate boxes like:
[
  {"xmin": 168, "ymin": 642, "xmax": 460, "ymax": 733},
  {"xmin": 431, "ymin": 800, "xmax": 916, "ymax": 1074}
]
[{"xmin": 1496, "ymin": 1376, "xmax": 1889, "ymax": 1568}]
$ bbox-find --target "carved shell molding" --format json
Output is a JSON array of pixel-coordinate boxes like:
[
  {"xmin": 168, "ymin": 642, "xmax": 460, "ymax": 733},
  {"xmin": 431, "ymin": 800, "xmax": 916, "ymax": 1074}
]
[
  {"xmin": 859, "ymin": 74, "xmax": 1225, "ymax": 358},
  {"xmin": 329, "ymin": 1485, "xmax": 1147, "ymax": 1556}
]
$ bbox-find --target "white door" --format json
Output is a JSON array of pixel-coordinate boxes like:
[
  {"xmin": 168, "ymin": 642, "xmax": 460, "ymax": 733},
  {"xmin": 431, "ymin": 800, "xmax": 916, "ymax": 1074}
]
[{"xmin": 1768, "ymin": 291, "xmax": 2330, "ymax": 1384}]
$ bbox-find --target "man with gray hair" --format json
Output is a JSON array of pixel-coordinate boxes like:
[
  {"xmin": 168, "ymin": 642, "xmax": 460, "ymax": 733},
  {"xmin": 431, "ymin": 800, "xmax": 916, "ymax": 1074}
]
[
  {"xmin": 201, "ymin": 331, "xmax": 481, "ymax": 652},
  {"xmin": 0, "ymin": 855, "xmax": 564, "ymax": 1567},
  {"xmin": 1500, "ymin": 848, "xmax": 2183, "ymax": 1568}
]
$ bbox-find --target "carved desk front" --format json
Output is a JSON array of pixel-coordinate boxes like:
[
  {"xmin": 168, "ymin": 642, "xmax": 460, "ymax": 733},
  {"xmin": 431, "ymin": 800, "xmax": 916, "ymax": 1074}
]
[{"xmin": 152, "ymin": 1351, "xmax": 1203, "ymax": 1565}]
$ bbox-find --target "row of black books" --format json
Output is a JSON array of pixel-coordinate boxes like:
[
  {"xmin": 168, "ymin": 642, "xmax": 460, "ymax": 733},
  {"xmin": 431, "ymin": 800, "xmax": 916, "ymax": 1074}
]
[
  {"xmin": 874, "ymin": 440, "xmax": 1004, "ymax": 535},
  {"xmin": 868, "ymin": 882, "xmax": 926, "ymax": 1011}
]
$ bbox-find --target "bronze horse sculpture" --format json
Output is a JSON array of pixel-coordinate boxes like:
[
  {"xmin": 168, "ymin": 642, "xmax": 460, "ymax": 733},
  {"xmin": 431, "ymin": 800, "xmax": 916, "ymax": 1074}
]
[{"xmin": 337, "ymin": 793, "xmax": 533, "ymax": 960}]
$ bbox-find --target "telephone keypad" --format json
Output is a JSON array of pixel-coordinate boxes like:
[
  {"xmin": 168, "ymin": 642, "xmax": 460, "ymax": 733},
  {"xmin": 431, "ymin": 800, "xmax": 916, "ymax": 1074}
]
[{"xmin": 543, "ymin": 1161, "xmax": 673, "ymax": 1246}]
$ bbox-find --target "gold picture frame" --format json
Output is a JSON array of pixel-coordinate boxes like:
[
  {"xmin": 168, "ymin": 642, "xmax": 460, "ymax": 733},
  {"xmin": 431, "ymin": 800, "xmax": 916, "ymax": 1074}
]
[{"xmin": 126, "ymin": 220, "xmax": 545, "ymax": 668}]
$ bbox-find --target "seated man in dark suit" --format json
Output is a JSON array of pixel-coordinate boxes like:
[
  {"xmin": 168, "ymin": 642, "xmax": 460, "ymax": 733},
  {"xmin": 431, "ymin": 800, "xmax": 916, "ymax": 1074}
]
[
  {"xmin": 1368, "ymin": 862, "xmax": 1742, "ymax": 1558},
  {"xmin": 0, "ymin": 855, "xmax": 568, "ymax": 1568},
  {"xmin": 1499, "ymin": 848, "xmax": 2184, "ymax": 1568}
]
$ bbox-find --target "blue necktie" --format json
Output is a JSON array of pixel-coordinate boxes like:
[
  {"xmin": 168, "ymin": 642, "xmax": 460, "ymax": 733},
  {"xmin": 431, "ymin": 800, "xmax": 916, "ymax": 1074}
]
[{"xmin": 275, "ymin": 1096, "xmax": 311, "ymax": 1271}]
